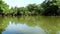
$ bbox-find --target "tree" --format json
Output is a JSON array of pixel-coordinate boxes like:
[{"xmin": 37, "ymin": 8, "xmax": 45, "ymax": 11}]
[
  {"xmin": 41, "ymin": 0, "xmax": 59, "ymax": 16},
  {"xmin": 18, "ymin": 7, "xmax": 28, "ymax": 15},
  {"xmin": 27, "ymin": 4, "xmax": 41, "ymax": 15},
  {"xmin": 0, "ymin": 0, "xmax": 9, "ymax": 15}
]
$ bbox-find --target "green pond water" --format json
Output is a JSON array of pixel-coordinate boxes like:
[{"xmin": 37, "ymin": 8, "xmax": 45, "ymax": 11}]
[{"xmin": 0, "ymin": 16, "xmax": 60, "ymax": 34}]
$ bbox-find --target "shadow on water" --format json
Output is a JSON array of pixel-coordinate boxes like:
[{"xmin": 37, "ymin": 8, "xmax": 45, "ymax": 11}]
[{"xmin": 0, "ymin": 16, "xmax": 60, "ymax": 34}]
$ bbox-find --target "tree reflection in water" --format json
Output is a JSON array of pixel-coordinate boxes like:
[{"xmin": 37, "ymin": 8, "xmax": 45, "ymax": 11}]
[{"xmin": 0, "ymin": 16, "xmax": 60, "ymax": 34}]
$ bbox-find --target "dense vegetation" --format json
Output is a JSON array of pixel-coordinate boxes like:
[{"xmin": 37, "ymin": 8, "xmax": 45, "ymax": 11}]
[{"xmin": 0, "ymin": 0, "xmax": 60, "ymax": 16}]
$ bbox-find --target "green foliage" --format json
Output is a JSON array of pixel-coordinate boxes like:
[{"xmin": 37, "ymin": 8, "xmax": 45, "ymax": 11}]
[
  {"xmin": 26, "ymin": 4, "xmax": 42, "ymax": 15},
  {"xmin": 0, "ymin": 0, "xmax": 60, "ymax": 16},
  {"xmin": 41, "ymin": 0, "xmax": 59, "ymax": 16},
  {"xmin": 0, "ymin": 0, "xmax": 9, "ymax": 15},
  {"xmin": 18, "ymin": 7, "xmax": 28, "ymax": 15}
]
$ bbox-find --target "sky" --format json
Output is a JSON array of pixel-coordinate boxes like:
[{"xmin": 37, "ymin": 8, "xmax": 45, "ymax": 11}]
[{"xmin": 3, "ymin": 0, "xmax": 44, "ymax": 8}]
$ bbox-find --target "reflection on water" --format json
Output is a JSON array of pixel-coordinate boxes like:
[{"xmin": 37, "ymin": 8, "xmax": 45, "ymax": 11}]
[
  {"xmin": 0, "ymin": 16, "xmax": 60, "ymax": 34},
  {"xmin": 2, "ymin": 22, "xmax": 45, "ymax": 34}
]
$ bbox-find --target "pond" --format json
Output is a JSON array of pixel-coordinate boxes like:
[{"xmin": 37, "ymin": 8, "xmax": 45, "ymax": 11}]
[{"xmin": 0, "ymin": 16, "xmax": 60, "ymax": 34}]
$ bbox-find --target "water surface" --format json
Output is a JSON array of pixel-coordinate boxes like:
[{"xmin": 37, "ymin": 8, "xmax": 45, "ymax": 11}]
[{"xmin": 0, "ymin": 16, "xmax": 60, "ymax": 34}]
